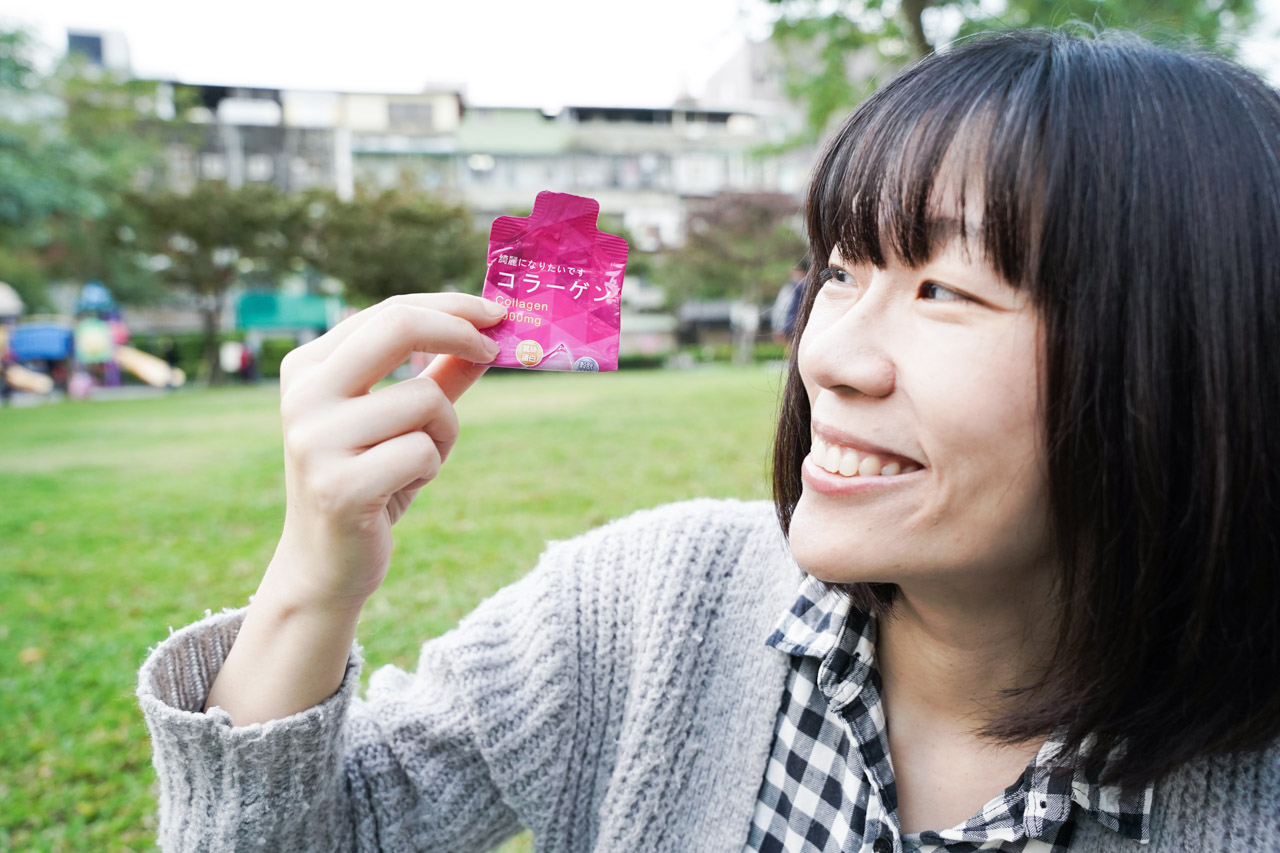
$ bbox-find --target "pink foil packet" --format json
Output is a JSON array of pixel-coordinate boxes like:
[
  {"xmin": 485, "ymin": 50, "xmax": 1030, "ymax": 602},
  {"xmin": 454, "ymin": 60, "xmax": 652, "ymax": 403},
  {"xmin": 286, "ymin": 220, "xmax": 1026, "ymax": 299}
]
[{"xmin": 481, "ymin": 191, "xmax": 628, "ymax": 371}]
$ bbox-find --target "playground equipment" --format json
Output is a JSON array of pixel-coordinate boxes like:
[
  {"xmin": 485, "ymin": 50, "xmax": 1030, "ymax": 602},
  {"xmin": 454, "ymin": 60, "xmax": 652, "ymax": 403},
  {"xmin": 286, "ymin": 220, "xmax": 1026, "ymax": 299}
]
[
  {"xmin": 4, "ymin": 362, "xmax": 54, "ymax": 393},
  {"xmin": 115, "ymin": 346, "xmax": 185, "ymax": 388},
  {"xmin": 4, "ymin": 322, "xmax": 69, "ymax": 393},
  {"xmin": 0, "ymin": 282, "xmax": 21, "ymax": 317},
  {"xmin": 9, "ymin": 322, "xmax": 73, "ymax": 361},
  {"xmin": 5, "ymin": 308, "xmax": 186, "ymax": 395}
]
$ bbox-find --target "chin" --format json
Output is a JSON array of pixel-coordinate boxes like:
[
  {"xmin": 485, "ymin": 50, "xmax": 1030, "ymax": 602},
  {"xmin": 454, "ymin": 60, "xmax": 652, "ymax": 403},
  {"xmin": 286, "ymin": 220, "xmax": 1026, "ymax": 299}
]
[
  {"xmin": 786, "ymin": 495, "xmax": 882, "ymax": 584},
  {"xmin": 789, "ymin": 546, "xmax": 872, "ymax": 584}
]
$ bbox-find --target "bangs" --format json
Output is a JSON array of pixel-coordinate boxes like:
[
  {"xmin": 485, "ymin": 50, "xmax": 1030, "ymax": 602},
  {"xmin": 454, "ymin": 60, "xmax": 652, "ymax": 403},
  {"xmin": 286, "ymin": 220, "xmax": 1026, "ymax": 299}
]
[{"xmin": 807, "ymin": 34, "xmax": 1054, "ymax": 291}]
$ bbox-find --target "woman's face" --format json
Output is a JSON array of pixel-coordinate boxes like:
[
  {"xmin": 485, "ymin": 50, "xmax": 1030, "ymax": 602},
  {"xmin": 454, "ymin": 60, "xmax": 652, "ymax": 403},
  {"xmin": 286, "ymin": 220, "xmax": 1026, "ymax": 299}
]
[{"xmin": 789, "ymin": 229, "xmax": 1053, "ymax": 591}]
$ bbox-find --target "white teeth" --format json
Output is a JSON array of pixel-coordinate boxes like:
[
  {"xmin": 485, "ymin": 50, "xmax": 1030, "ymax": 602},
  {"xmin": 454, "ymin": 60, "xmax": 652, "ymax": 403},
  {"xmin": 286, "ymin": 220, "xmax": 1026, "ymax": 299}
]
[
  {"xmin": 811, "ymin": 436, "xmax": 839, "ymax": 474},
  {"xmin": 810, "ymin": 432, "xmax": 921, "ymax": 479}
]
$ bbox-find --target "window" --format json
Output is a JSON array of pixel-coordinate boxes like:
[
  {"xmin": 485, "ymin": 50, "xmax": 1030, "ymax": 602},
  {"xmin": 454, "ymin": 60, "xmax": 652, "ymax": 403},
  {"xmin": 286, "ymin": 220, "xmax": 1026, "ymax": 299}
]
[
  {"xmin": 388, "ymin": 102, "xmax": 434, "ymax": 130},
  {"xmin": 201, "ymin": 153, "xmax": 227, "ymax": 180},
  {"xmin": 246, "ymin": 154, "xmax": 274, "ymax": 181},
  {"xmin": 67, "ymin": 33, "xmax": 104, "ymax": 66}
]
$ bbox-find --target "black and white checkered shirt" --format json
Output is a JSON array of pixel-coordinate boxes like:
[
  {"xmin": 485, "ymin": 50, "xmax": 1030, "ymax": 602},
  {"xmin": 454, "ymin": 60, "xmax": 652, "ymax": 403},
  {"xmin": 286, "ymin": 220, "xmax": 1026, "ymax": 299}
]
[{"xmin": 745, "ymin": 576, "xmax": 1153, "ymax": 853}]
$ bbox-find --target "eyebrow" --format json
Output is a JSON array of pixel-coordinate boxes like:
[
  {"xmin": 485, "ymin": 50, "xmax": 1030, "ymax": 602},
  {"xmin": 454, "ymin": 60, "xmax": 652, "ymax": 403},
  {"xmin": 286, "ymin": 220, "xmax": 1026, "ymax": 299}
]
[
  {"xmin": 831, "ymin": 214, "xmax": 989, "ymax": 268},
  {"xmin": 925, "ymin": 216, "xmax": 980, "ymax": 243},
  {"xmin": 919, "ymin": 215, "xmax": 989, "ymax": 262}
]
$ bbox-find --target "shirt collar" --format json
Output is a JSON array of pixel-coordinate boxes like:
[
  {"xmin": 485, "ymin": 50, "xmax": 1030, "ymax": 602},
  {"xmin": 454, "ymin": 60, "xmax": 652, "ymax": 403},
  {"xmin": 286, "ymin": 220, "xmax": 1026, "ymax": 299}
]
[
  {"xmin": 766, "ymin": 575, "xmax": 1155, "ymax": 844},
  {"xmin": 765, "ymin": 573, "xmax": 851, "ymax": 661},
  {"xmin": 1024, "ymin": 734, "xmax": 1155, "ymax": 843}
]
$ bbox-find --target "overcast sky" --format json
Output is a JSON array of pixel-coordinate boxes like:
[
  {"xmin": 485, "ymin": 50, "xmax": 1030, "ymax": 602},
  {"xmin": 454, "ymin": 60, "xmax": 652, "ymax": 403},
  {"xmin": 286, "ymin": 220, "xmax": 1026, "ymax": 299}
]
[
  {"xmin": 1, "ymin": 0, "xmax": 775, "ymax": 108},
  {"xmin": 3, "ymin": 0, "xmax": 1277, "ymax": 108}
]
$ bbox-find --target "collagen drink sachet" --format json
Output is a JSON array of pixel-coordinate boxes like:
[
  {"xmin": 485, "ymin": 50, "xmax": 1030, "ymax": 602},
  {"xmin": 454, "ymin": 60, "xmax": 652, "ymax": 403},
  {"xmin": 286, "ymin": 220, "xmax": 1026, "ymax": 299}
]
[{"xmin": 480, "ymin": 191, "xmax": 629, "ymax": 372}]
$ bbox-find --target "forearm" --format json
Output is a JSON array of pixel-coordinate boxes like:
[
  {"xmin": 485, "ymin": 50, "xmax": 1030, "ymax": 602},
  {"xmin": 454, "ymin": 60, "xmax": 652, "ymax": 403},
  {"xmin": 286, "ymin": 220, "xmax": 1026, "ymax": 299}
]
[{"xmin": 205, "ymin": 557, "xmax": 364, "ymax": 726}]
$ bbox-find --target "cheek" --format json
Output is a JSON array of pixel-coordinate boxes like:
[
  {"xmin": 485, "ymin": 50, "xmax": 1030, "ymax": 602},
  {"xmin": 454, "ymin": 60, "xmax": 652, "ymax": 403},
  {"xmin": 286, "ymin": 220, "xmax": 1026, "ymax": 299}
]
[
  {"xmin": 925, "ymin": 336, "xmax": 1048, "ymax": 536},
  {"xmin": 922, "ymin": 318, "xmax": 1041, "ymax": 442}
]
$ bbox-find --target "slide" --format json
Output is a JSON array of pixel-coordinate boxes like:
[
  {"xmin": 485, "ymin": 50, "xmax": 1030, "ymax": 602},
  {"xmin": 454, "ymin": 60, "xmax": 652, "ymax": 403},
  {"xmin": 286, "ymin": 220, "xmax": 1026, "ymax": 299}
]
[
  {"xmin": 115, "ymin": 346, "xmax": 186, "ymax": 388},
  {"xmin": 4, "ymin": 363, "xmax": 54, "ymax": 394}
]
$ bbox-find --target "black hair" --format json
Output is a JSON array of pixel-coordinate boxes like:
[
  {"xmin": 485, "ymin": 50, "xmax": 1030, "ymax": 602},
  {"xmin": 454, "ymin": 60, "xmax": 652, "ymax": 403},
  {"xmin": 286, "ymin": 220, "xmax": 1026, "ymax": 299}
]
[{"xmin": 772, "ymin": 28, "xmax": 1280, "ymax": 789}]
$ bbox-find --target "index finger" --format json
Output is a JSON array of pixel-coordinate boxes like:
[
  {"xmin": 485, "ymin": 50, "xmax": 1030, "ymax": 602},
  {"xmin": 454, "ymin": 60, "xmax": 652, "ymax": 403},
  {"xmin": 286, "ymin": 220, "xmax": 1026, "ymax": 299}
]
[
  {"xmin": 297, "ymin": 293, "xmax": 506, "ymax": 367},
  {"xmin": 321, "ymin": 304, "xmax": 498, "ymax": 397}
]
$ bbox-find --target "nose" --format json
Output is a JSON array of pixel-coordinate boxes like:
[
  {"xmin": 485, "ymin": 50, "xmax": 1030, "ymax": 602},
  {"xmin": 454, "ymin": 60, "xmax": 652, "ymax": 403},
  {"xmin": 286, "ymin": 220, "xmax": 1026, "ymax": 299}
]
[{"xmin": 798, "ymin": 275, "xmax": 896, "ymax": 399}]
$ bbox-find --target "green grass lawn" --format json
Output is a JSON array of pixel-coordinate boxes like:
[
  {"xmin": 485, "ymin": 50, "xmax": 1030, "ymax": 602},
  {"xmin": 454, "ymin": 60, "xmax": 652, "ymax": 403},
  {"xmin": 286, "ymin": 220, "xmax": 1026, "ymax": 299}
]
[{"xmin": 0, "ymin": 364, "xmax": 785, "ymax": 851}]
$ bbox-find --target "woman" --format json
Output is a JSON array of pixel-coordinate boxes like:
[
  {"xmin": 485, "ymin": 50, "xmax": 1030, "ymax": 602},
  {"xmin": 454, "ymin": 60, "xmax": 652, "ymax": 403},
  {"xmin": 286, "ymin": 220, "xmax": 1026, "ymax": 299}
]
[{"xmin": 139, "ymin": 29, "xmax": 1280, "ymax": 851}]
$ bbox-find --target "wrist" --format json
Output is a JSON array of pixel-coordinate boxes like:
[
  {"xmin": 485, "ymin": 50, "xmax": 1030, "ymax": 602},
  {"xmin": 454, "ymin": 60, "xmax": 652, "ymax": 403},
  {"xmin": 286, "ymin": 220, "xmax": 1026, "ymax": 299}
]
[
  {"xmin": 259, "ymin": 534, "xmax": 374, "ymax": 620},
  {"xmin": 207, "ymin": 575, "xmax": 362, "ymax": 724}
]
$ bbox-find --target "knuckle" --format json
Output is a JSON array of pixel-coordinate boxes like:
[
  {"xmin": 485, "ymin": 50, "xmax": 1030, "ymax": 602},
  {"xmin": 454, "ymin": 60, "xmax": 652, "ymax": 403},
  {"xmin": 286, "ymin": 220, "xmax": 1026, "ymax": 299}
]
[
  {"xmin": 298, "ymin": 461, "xmax": 340, "ymax": 502},
  {"xmin": 414, "ymin": 434, "xmax": 443, "ymax": 480},
  {"xmin": 414, "ymin": 376, "xmax": 447, "ymax": 407},
  {"xmin": 439, "ymin": 292, "xmax": 472, "ymax": 314},
  {"xmin": 446, "ymin": 314, "xmax": 485, "ymax": 351},
  {"xmin": 439, "ymin": 409, "xmax": 461, "ymax": 443},
  {"xmin": 416, "ymin": 381, "xmax": 458, "ymax": 435},
  {"xmin": 304, "ymin": 467, "xmax": 349, "ymax": 515},
  {"xmin": 278, "ymin": 387, "xmax": 310, "ymax": 427},
  {"xmin": 445, "ymin": 312, "xmax": 474, "ymax": 336},
  {"xmin": 283, "ymin": 421, "xmax": 319, "ymax": 456},
  {"xmin": 379, "ymin": 304, "xmax": 417, "ymax": 338},
  {"xmin": 279, "ymin": 347, "xmax": 302, "ymax": 377},
  {"xmin": 401, "ymin": 427, "xmax": 433, "ymax": 456},
  {"xmin": 279, "ymin": 347, "xmax": 312, "ymax": 388}
]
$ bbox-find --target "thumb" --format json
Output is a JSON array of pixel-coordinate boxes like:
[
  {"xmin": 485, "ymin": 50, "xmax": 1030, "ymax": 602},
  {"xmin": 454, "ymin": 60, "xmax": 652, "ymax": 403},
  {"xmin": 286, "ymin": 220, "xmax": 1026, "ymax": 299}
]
[{"xmin": 423, "ymin": 354, "xmax": 489, "ymax": 404}]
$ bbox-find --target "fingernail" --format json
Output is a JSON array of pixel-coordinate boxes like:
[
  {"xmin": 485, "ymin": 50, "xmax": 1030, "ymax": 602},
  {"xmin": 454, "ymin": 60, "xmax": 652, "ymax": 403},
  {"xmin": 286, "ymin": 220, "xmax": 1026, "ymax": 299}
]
[
  {"xmin": 485, "ymin": 300, "xmax": 507, "ymax": 317},
  {"xmin": 486, "ymin": 338, "xmax": 501, "ymax": 357}
]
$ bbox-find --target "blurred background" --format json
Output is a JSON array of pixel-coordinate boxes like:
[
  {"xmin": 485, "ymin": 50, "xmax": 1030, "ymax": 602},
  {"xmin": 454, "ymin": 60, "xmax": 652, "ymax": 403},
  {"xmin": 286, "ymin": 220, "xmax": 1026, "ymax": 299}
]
[{"xmin": 1, "ymin": 1, "xmax": 1277, "ymax": 849}]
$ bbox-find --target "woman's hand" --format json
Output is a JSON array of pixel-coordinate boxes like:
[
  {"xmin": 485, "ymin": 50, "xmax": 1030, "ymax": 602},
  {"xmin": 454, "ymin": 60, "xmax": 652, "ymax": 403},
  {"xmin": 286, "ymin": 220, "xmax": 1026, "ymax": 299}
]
[
  {"xmin": 268, "ymin": 293, "xmax": 505, "ymax": 612},
  {"xmin": 204, "ymin": 292, "xmax": 505, "ymax": 724}
]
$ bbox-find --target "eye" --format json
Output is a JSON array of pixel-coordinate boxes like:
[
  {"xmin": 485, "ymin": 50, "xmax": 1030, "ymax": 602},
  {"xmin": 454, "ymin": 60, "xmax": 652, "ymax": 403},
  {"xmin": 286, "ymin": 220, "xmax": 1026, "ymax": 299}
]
[
  {"xmin": 817, "ymin": 266, "xmax": 854, "ymax": 287},
  {"xmin": 917, "ymin": 281, "xmax": 967, "ymax": 302}
]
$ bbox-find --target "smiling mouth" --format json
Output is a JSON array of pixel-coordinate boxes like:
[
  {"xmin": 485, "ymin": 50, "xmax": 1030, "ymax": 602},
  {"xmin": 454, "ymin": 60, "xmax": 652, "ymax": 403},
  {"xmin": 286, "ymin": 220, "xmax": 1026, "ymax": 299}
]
[{"xmin": 810, "ymin": 432, "xmax": 923, "ymax": 478}]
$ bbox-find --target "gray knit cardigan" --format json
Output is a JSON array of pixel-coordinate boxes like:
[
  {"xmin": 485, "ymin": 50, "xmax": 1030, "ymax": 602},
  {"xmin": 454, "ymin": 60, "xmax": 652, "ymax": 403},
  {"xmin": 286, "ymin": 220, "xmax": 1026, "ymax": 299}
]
[{"xmin": 138, "ymin": 499, "xmax": 1280, "ymax": 851}]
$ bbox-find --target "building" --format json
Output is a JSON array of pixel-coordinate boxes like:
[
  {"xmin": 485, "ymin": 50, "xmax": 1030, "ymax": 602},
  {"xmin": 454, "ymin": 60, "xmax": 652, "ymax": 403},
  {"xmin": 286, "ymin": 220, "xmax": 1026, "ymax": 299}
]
[
  {"xmin": 67, "ymin": 29, "xmax": 817, "ymax": 348},
  {"xmin": 431, "ymin": 103, "xmax": 803, "ymax": 250},
  {"xmin": 146, "ymin": 39, "xmax": 814, "ymax": 250},
  {"xmin": 160, "ymin": 84, "xmax": 462, "ymax": 199},
  {"xmin": 66, "ymin": 29, "xmax": 133, "ymax": 73}
]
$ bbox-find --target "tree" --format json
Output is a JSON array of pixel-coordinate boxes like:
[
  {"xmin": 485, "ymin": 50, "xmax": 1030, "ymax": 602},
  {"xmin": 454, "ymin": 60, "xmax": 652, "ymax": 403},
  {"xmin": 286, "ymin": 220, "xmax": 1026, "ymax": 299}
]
[
  {"xmin": 292, "ymin": 186, "xmax": 487, "ymax": 305},
  {"xmin": 662, "ymin": 191, "xmax": 806, "ymax": 362},
  {"xmin": 765, "ymin": 0, "xmax": 1260, "ymax": 140},
  {"xmin": 0, "ymin": 29, "xmax": 91, "ymax": 310},
  {"xmin": 0, "ymin": 27, "xmax": 177, "ymax": 309},
  {"xmin": 39, "ymin": 57, "xmax": 192, "ymax": 306},
  {"xmin": 122, "ymin": 181, "xmax": 295, "ymax": 384},
  {"xmin": 598, "ymin": 215, "xmax": 657, "ymax": 292},
  {"xmin": 120, "ymin": 181, "xmax": 489, "ymax": 384}
]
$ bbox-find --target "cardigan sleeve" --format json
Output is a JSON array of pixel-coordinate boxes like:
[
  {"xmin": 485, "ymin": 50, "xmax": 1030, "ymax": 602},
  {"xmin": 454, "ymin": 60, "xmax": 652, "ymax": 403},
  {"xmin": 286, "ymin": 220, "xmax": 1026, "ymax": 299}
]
[{"xmin": 137, "ymin": 532, "xmax": 595, "ymax": 852}]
